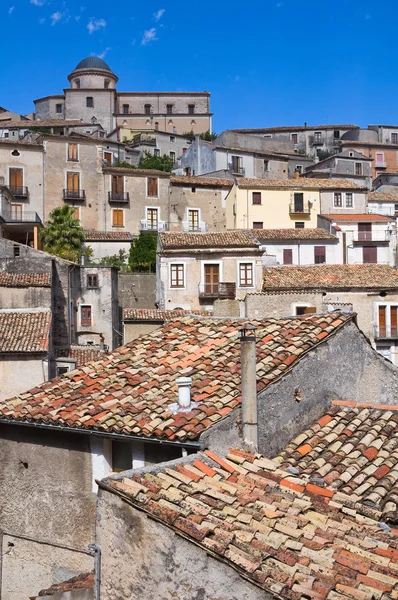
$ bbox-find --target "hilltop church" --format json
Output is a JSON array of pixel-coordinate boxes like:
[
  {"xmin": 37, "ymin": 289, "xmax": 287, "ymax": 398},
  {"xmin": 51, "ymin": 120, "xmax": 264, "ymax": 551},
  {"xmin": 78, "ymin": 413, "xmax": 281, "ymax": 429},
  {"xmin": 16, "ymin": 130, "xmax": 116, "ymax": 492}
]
[{"xmin": 33, "ymin": 56, "xmax": 212, "ymax": 135}]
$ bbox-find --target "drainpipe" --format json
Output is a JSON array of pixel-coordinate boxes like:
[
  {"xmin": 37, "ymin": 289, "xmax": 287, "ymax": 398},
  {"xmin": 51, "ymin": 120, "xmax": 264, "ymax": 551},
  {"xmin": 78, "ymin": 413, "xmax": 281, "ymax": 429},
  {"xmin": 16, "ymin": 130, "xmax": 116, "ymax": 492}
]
[
  {"xmin": 239, "ymin": 324, "xmax": 258, "ymax": 451},
  {"xmin": 246, "ymin": 188, "xmax": 249, "ymax": 229},
  {"xmin": 88, "ymin": 543, "xmax": 101, "ymax": 600}
]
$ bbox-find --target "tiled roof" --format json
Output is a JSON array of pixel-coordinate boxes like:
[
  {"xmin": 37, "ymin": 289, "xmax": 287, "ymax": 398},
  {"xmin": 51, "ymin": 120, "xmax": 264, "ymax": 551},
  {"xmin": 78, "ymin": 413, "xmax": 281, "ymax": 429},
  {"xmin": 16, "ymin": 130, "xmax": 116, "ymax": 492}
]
[
  {"xmin": 84, "ymin": 230, "xmax": 134, "ymax": 241},
  {"xmin": 0, "ymin": 314, "xmax": 353, "ymax": 440},
  {"xmin": 237, "ymin": 178, "xmax": 364, "ymax": 190},
  {"xmin": 341, "ymin": 140, "xmax": 398, "ymax": 148},
  {"xmin": 159, "ymin": 230, "xmax": 260, "ymax": 250},
  {"xmin": 368, "ymin": 192, "xmax": 398, "ymax": 202},
  {"xmin": 171, "ymin": 175, "xmax": 234, "ymax": 187},
  {"xmin": 274, "ymin": 402, "xmax": 398, "ymax": 523},
  {"xmin": 0, "ymin": 310, "xmax": 51, "ymax": 353},
  {"xmin": 232, "ymin": 124, "xmax": 359, "ymax": 132},
  {"xmin": 38, "ymin": 572, "xmax": 94, "ymax": 597},
  {"xmin": 103, "ymin": 442, "xmax": 398, "ymax": 600},
  {"xmin": 123, "ymin": 308, "xmax": 209, "ymax": 321},
  {"xmin": 0, "ymin": 273, "xmax": 51, "ymax": 287},
  {"xmin": 213, "ymin": 145, "xmax": 299, "ymax": 159},
  {"xmin": 262, "ymin": 264, "xmax": 398, "ymax": 291},
  {"xmin": 323, "ymin": 213, "xmax": 393, "ymax": 222},
  {"xmin": 55, "ymin": 345, "xmax": 107, "ymax": 366},
  {"xmin": 103, "ymin": 166, "xmax": 170, "ymax": 177},
  {"xmin": 252, "ymin": 228, "xmax": 337, "ymax": 241},
  {"xmin": 1, "ymin": 119, "xmax": 89, "ymax": 128}
]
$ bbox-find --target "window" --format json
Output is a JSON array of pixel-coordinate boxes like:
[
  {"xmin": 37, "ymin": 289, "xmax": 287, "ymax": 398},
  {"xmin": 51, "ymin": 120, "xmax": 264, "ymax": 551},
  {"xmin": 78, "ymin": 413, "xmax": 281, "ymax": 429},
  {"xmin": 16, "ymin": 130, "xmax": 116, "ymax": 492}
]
[
  {"xmin": 56, "ymin": 103, "xmax": 63, "ymax": 114},
  {"xmin": 104, "ymin": 80, "xmax": 110, "ymax": 89},
  {"xmin": 314, "ymin": 246, "xmax": 326, "ymax": 264},
  {"xmin": 154, "ymin": 148, "xmax": 160, "ymax": 157},
  {"xmin": 87, "ymin": 274, "xmax": 99, "ymax": 288},
  {"xmin": 72, "ymin": 207, "xmax": 80, "ymax": 221},
  {"xmin": 264, "ymin": 160, "xmax": 269, "ymax": 172},
  {"xmin": 295, "ymin": 222, "xmax": 305, "ymax": 229},
  {"xmin": 147, "ymin": 177, "xmax": 158, "ymax": 197},
  {"xmin": 283, "ymin": 249, "xmax": 293, "ymax": 265},
  {"xmin": 263, "ymin": 134, "xmax": 272, "ymax": 139},
  {"xmin": 295, "ymin": 165, "xmax": 303, "ymax": 175},
  {"xmin": 57, "ymin": 366, "xmax": 70, "ymax": 376},
  {"xmin": 392, "ymin": 133, "xmax": 398, "ymax": 144},
  {"xmin": 86, "ymin": 97, "xmax": 94, "ymax": 108},
  {"xmin": 10, "ymin": 204, "xmax": 22, "ymax": 220},
  {"xmin": 112, "ymin": 175, "xmax": 124, "ymax": 196},
  {"xmin": 13, "ymin": 244, "xmax": 20, "ymax": 258},
  {"xmin": 376, "ymin": 152, "xmax": 385, "ymax": 165},
  {"xmin": 291, "ymin": 133, "xmax": 298, "ymax": 144},
  {"xmin": 296, "ymin": 306, "xmax": 316, "ymax": 316},
  {"xmin": 349, "ymin": 152, "xmax": 354, "ymax": 157},
  {"xmin": 145, "ymin": 104, "xmax": 151, "ymax": 115},
  {"xmin": 334, "ymin": 192, "xmax": 342, "ymax": 207},
  {"xmin": 355, "ymin": 163, "xmax": 362, "ymax": 175},
  {"xmin": 75, "ymin": 79, "xmax": 80, "ymax": 88},
  {"xmin": 170, "ymin": 136, "xmax": 176, "ymax": 142},
  {"xmin": 334, "ymin": 130, "xmax": 340, "ymax": 139},
  {"xmin": 188, "ymin": 104, "xmax": 195, "ymax": 114},
  {"xmin": 239, "ymin": 263, "xmax": 253, "ymax": 287},
  {"xmin": 395, "ymin": 203, "xmax": 398, "ymax": 213},
  {"xmin": 112, "ymin": 441, "xmax": 132, "ymax": 472},
  {"xmin": 252, "ymin": 192, "xmax": 261, "ymax": 205},
  {"xmin": 122, "ymin": 104, "xmax": 129, "ymax": 114},
  {"xmin": 154, "ymin": 121, "xmax": 159, "ymax": 131},
  {"xmin": 147, "ymin": 208, "xmax": 159, "ymax": 230},
  {"xmin": 231, "ymin": 156, "xmax": 242, "ymax": 174},
  {"xmin": 363, "ymin": 246, "xmax": 377, "ymax": 264},
  {"xmin": 170, "ymin": 264, "xmax": 185, "ymax": 288},
  {"xmin": 191, "ymin": 187, "xmax": 196, "ymax": 193},
  {"xmin": 68, "ymin": 143, "xmax": 78, "ymax": 161},
  {"xmin": 104, "ymin": 151, "xmax": 112, "ymax": 165},
  {"xmin": 253, "ymin": 222, "xmax": 263, "ymax": 229},
  {"xmin": 358, "ymin": 222, "xmax": 372, "ymax": 241},
  {"xmin": 293, "ymin": 192, "xmax": 304, "ymax": 212},
  {"xmin": 314, "ymin": 131, "xmax": 322, "ymax": 143},
  {"xmin": 81, "ymin": 305, "xmax": 92, "ymax": 326},
  {"xmin": 9, "ymin": 168, "xmax": 23, "ymax": 192},
  {"xmin": 378, "ymin": 305, "xmax": 398, "ymax": 337},
  {"xmin": 67, "ymin": 172, "xmax": 80, "ymax": 193},
  {"xmin": 170, "ymin": 151, "xmax": 176, "ymax": 162},
  {"xmin": 112, "ymin": 209, "xmax": 124, "ymax": 227},
  {"xmin": 188, "ymin": 209, "xmax": 199, "ymax": 231},
  {"xmin": 166, "ymin": 104, "xmax": 173, "ymax": 114},
  {"xmin": 345, "ymin": 193, "xmax": 353, "ymax": 208}
]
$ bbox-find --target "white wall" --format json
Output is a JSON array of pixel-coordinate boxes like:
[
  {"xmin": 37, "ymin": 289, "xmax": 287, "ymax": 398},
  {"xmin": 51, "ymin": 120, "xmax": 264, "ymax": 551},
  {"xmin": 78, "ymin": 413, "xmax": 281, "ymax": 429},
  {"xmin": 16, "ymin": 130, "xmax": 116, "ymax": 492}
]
[{"xmin": 259, "ymin": 241, "xmax": 341, "ymax": 265}]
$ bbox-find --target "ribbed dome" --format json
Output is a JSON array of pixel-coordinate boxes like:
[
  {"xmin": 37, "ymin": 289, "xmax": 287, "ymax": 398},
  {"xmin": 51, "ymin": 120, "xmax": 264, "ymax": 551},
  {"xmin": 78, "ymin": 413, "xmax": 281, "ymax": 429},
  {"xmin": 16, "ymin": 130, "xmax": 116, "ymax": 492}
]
[{"xmin": 74, "ymin": 56, "xmax": 113, "ymax": 73}]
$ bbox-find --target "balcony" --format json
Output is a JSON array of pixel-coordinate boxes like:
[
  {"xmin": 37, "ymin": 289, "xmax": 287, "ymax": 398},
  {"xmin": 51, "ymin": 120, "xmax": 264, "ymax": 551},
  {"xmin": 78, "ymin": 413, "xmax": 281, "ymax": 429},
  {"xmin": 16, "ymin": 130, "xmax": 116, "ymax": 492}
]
[
  {"xmin": 2, "ymin": 210, "xmax": 41, "ymax": 223},
  {"xmin": 228, "ymin": 163, "xmax": 245, "ymax": 176},
  {"xmin": 289, "ymin": 202, "xmax": 311, "ymax": 215},
  {"xmin": 198, "ymin": 282, "xmax": 236, "ymax": 300},
  {"xmin": 140, "ymin": 219, "xmax": 167, "ymax": 232},
  {"xmin": 374, "ymin": 326, "xmax": 398, "ymax": 340},
  {"xmin": 108, "ymin": 191, "xmax": 130, "ymax": 203},
  {"xmin": 63, "ymin": 189, "xmax": 86, "ymax": 201},
  {"xmin": 10, "ymin": 186, "xmax": 29, "ymax": 198},
  {"xmin": 312, "ymin": 136, "xmax": 324, "ymax": 146},
  {"xmin": 353, "ymin": 231, "xmax": 390, "ymax": 243},
  {"xmin": 182, "ymin": 221, "xmax": 208, "ymax": 232},
  {"xmin": 375, "ymin": 160, "xmax": 387, "ymax": 168}
]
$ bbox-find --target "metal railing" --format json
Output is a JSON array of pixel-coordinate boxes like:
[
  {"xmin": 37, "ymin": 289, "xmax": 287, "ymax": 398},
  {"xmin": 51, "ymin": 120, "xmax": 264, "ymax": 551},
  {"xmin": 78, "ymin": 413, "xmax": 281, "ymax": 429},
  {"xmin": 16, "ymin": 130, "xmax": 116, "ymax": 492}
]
[
  {"xmin": 228, "ymin": 162, "xmax": 245, "ymax": 175},
  {"xmin": 198, "ymin": 282, "xmax": 236, "ymax": 300},
  {"xmin": 375, "ymin": 160, "xmax": 387, "ymax": 168},
  {"xmin": 182, "ymin": 221, "xmax": 208, "ymax": 232},
  {"xmin": 374, "ymin": 326, "xmax": 398, "ymax": 340},
  {"xmin": 10, "ymin": 186, "xmax": 29, "ymax": 197},
  {"xmin": 353, "ymin": 231, "xmax": 390, "ymax": 242},
  {"xmin": 140, "ymin": 219, "xmax": 167, "ymax": 232},
  {"xmin": 289, "ymin": 202, "xmax": 311, "ymax": 214},
  {"xmin": 63, "ymin": 189, "xmax": 86, "ymax": 201},
  {"xmin": 2, "ymin": 210, "xmax": 41, "ymax": 223},
  {"xmin": 312, "ymin": 136, "xmax": 324, "ymax": 146},
  {"xmin": 108, "ymin": 191, "xmax": 130, "ymax": 203}
]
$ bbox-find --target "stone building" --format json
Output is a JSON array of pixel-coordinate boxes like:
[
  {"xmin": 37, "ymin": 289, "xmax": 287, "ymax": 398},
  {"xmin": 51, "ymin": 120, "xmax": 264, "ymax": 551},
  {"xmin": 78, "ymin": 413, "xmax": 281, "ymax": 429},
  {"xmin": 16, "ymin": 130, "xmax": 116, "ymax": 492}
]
[
  {"xmin": 304, "ymin": 149, "xmax": 373, "ymax": 188},
  {"xmin": 34, "ymin": 57, "xmax": 211, "ymax": 135}
]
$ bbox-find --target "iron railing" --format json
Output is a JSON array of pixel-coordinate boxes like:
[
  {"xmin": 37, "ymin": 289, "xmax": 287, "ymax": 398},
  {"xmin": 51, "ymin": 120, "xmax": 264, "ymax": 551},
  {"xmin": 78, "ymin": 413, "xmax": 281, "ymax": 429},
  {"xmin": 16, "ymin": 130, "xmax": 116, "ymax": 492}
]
[
  {"xmin": 63, "ymin": 189, "xmax": 86, "ymax": 201},
  {"xmin": 10, "ymin": 186, "xmax": 29, "ymax": 197},
  {"xmin": 108, "ymin": 191, "xmax": 130, "ymax": 203},
  {"xmin": 198, "ymin": 282, "xmax": 236, "ymax": 300}
]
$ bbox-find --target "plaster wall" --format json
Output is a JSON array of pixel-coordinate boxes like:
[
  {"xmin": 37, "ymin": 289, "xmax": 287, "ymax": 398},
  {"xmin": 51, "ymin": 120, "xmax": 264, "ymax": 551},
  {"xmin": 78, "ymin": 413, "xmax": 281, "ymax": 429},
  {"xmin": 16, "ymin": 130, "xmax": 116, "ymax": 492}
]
[
  {"xmin": 169, "ymin": 183, "xmax": 229, "ymax": 232},
  {"xmin": 35, "ymin": 97, "xmax": 65, "ymax": 121},
  {"xmin": 64, "ymin": 89, "xmax": 116, "ymax": 133},
  {"xmin": 123, "ymin": 321, "xmax": 162, "ymax": 344},
  {"xmin": 69, "ymin": 73, "xmax": 117, "ymax": 90},
  {"xmin": 320, "ymin": 190, "xmax": 367, "ymax": 214},
  {"xmin": 368, "ymin": 202, "xmax": 396, "ymax": 216},
  {"xmin": 0, "ymin": 286, "xmax": 51, "ymax": 309},
  {"xmin": 116, "ymin": 94, "xmax": 209, "ymax": 115},
  {"xmin": 215, "ymin": 149, "xmax": 255, "ymax": 178},
  {"xmin": 116, "ymin": 115, "xmax": 210, "ymax": 135},
  {"xmin": 118, "ymin": 273, "xmax": 157, "ymax": 309},
  {"xmin": 87, "ymin": 240, "xmax": 131, "ymax": 260},
  {"xmin": 0, "ymin": 356, "xmax": 47, "ymax": 401},
  {"xmin": 259, "ymin": 240, "xmax": 341, "ymax": 265},
  {"xmin": 96, "ymin": 489, "xmax": 270, "ymax": 600}
]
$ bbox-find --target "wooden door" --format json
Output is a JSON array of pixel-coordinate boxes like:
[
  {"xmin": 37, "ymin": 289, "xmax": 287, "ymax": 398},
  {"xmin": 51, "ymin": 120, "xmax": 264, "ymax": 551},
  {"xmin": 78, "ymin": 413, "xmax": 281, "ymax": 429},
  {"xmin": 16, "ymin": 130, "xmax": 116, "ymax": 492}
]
[
  {"xmin": 10, "ymin": 204, "xmax": 22, "ymax": 220},
  {"xmin": 104, "ymin": 152, "xmax": 112, "ymax": 165},
  {"xmin": 294, "ymin": 193, "xmax": 304, "ymax": 212},
  {"xmin": 391, "ymin": 306, "xmax": 397, "ymax": 337},
  {"xmin": 379, "ymin": 305, "xmax": 386, "ymax": 337},
  {"xmin": 204, "ymin": 264, "xmax": 219, "ymax": 295},
  {"xmin": 283, "ymin": 249, "xmax": 293, "ymax": 265},
  {"xmin": 9, "ymin": 168, "xmax": 23, "ymax": 190},
  {"xmin": 112, "ymin": 175, "xmax": 123, "ymax": 194},
  {"xmin": 358, "ymin": 223, "xmax": 372, "ymax": 241},
  {"xmin": 67, "ymin": 172, "xmax": 79, "ymax": 192},
  {"xmin": 363, "ymin": 246, "xmax": 377, "ymax": 263}
]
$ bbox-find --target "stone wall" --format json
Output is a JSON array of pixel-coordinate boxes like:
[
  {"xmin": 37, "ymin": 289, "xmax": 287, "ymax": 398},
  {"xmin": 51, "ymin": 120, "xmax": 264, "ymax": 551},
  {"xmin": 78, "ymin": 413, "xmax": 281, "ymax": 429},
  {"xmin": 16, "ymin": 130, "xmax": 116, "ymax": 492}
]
[
  {"xmin": 169, "ymin": 182, "xmax": 228, "ymax": 232},
  {"xmin": 118, "ymin": 273, "xmax": 157, "ymax": 309}
]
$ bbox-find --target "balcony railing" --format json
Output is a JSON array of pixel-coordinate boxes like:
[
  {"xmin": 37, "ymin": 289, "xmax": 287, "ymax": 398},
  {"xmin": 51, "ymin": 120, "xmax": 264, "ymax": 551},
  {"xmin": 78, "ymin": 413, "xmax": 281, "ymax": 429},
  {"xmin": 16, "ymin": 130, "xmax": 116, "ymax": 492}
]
[
  {"xmin": 63, "ymin": 189, "xmax": 86, "ymax": 201},
  {"xmin": 2, "ymin": 210, "xmax": 41, "ymax": 223},
  {"xmin": 374, "ymin": 326, "xmax": 398, "ymax": 340},
  {"xmin": 10, "ymin": 186, "xmax": 29, "ymax": 198},
  {"xmin": 228, "ymin": 163, "xmax": 245, "ymax": 175},
  {"xmin": 312, "ymin": 137, "xmax": 324, "ymax": 146},
  {"xmin": 353, "ymin": 231, "xmax": 390, "ymax": 242},
  {"xmin": 289, "ymin": 202, "xmax": 311, "ymax": 215},
  {"xmin": 375, "ymin": 160, "xmax": 387, "ymax": 168},
  {"xmin": 140, "ymin": 219, "xmax": 167, "ymax": 232},
  {"xmin": 198, "ymin": 282, "xmax": 236, "ymax": 300},
  {"xmin": 182, "ymin": 221, "xmax": 208, "ymax": 232},
  {"xmin": 108, "ymin": 191, "xmax": 130, "ymax": 203}
]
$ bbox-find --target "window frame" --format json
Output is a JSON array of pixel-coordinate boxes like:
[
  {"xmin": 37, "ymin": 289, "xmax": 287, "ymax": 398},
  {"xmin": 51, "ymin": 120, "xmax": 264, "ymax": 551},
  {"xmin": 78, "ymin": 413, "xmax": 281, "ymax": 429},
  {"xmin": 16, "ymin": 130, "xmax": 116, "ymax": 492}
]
[
  {"xmin": 283, "ymin": 248, "xmax": 293, "ymax": 265},
  {"xmin": 355, "ymin": 162, "xmax": 362, "ymax": 176},
  {"xmin": 86, "ymin": 97, "xmax": 94, "ymax": 108},
  {"xmin": 252, "ymin": 221, "xmax": 263, "ymax": 229},
  {"xmin": 80, "ymin": 304, "xmax": 92, "ymax": 327},
  {"xmin": 169, "ymin": 263, "xmax": 186, "ymax": 289},
  {"xmin": 166, "ymin": 104, "xmax": 173, "ymax": 115},
  {"xmin": 67, "ymin": 143, "xmax": 79, "ymax": 162},
  {"xmin": 252, "ymin": 191, "xmax": 262, "ymax": 205},
  {"xmin": 56, "ymin": 103, "xmax": 63, "ymax": 114},
  {"xmin": 187, "ymin": 208, "xmax": 200, "ymax": 231},
  {"xmin": 112, "ymin": 208, "xmax": 124, "ymax": 228},
  {"xmin": 295, "ymin": 222, "xmax": 305, "ymax": 229},
  {"xmin": 291, "ymin": 133, "xmax": 298, "ymax": 144},
  {"xmin": 314, "ymin": 245, "xmax": 326, "ymax": 264},
  {"xmin": 238, "ymin": 261, "xmax": 255, "ymax": 289},
  {"xmin": 86, "ymin": 274, "xmax": 99, "ymax": 289},
  {"xmin": 122, "ymin": 104, "xmax": 129, "ymax": 115},
  {"xmin": 392, "ymin": 132, "xmax": 398, "ymax": 144},
  {"xmin": 144, "ymin": 104, "xmax": 152, "ymax": 115},
  {"xmin": 345, "ymin": 192, "xmax": 354, "ymax": 208},
  {"xmin": 147, "ymin": 177, "xmax": 159, "ymax": 198},
  {"xmin": 188, "ymin": 104, "xmax": 195, "ymax": 115},
  {"xmin": 334, "ymin": 192, "xmax": 343, "ymax": 208}
]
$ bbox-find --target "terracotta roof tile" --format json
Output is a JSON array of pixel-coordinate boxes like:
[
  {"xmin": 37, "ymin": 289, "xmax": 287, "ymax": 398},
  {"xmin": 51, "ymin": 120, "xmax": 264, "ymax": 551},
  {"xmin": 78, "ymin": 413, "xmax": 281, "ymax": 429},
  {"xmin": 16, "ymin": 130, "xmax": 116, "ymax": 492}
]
[
  {"xmin": 84, "ymin": 230, "xmax": 133, "ymax": 241},
  {"xmin": 237, "ymin": 178, "xmax": 364, "ymax": 190},
  {"xmin": 252, "ymin": 228, "xmax": 337, "ymax": 241},
  {"xmin": 0, "ymin": 273, "xmax": 51, "ymax": 287},
  {"xmin": 324, "ymin": 213, "xmax": 393, "ymax": 222},
  {"xmin": 122, "ymin": 309, "xmax": 209, "ymax": 321},
  {"xmin": 0, "ymin": 313, "xmax": 353, "ymax": 440},
  {"xmin": 38, "ymin": 572, "xmax": 94, "ymax": 596},
  {"xmin": 368, "ymin": 192, "xmax": 398, "ymax": 202},
  {"xmin": 262, "ymin": 264, "xmax": 398, "ymax": 291},
  {"xmin": 104, "ymin": 423, "xmax": 398, "ymax": 599},
  {"xmin": 0, "ymin": 310, "xmax": 51, "ymax": 353},
  {"xmin": 232, "ymin": 124, "xmax": 359, "ymax": 132},
  {"xmin": 171, "ymin": 175, "xmax": 233, "ymax": 187},
  {"xmin": 55, "ymin": 345, "xmax": 107, "ymax": 366},
  {"xmin": 159, "ymin": 230, "xmax": 259, "ymax": 249}
]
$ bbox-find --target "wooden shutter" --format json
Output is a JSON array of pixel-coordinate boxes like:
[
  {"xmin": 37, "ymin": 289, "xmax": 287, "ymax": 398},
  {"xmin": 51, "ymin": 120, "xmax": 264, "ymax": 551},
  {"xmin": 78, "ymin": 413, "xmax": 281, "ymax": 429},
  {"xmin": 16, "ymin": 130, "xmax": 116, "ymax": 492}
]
[
  {"xmin": 304, "ymin": 306, "xmax": 316, "ymax": 314},
  {"xmin": 68, "ymin": 144, "xmax": 78, "ymax": 161},
  {"xmin": 252, "ymin": 192, "xmax": 261, "ymax": 205},
  {"xmin": 379, "ymin": 305, "xmax": 386, "ymax": 337},
  {"xmin": 253, "ymin": 222, "xmax": 263, "ymax": 229},
  {"xmin": 104, "ymin": 152, "xmax": 112, "ymax": 165},
  {"xmin": 81, "ymin": 306, "xmax": 92, "ymax": 326},
  {"xmin": 358, "ymin": 223, "xmax": 372, "ymax": 241},
  {"xmin": 314, "ymin": 246, "xmax": 326, "ymax": 264},
  {"xmin": 9, "ymin": 168, "xmax": 23, "ymax": 188},
  {"xmin": 147, "ymin": 178, "xmax": 158, "ymax": 197},
  {"xmin": 294, "ymin": 193, "xmax": 304, "ymax": 212},
  {"xmin": 283, "ymin": 249, "xmax": 293, "ymax": 265},
  {"xmin": 67, "ymin": 172, "xmax": 79, "ymax": 192},
  {"xmin": 363, "ymin": 246, "xmax": 377, "ymax": 263},
  {"xmin": 112, "ymin": 176, "xmax": 123, "ymax": 194},
  {"xmin": 204, "ymin": 265, "xmax": 219, "ymax": 294},
  {"xmin": 391, "ymin": 306, "xmax": 397, "ymax": 337},
  {"xmin": 112, "ymin": 209, "xmax": 123, "ymax": 227}
]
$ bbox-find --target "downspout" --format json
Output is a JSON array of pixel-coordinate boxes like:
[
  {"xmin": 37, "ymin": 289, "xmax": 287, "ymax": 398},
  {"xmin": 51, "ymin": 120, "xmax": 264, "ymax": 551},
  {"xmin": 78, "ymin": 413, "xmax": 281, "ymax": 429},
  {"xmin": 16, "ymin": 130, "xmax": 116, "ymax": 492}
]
[
  {"xmin": 298, "ymin": 240, "xmax": 301, "ymax": 265},
  {"xmin": 246, "ymin": 188, "xmax": 249, "ymax": 228},
  {"xmin": 88, "ymin": 544, "xmax": 101, "ymax": 600},
  {"xmin": 167, "ymin": 177, "xmax": 171, "ymax": 231},
  {"xmin": 42, "ymin": 142, "xmax": 46, "ymax": 230}
]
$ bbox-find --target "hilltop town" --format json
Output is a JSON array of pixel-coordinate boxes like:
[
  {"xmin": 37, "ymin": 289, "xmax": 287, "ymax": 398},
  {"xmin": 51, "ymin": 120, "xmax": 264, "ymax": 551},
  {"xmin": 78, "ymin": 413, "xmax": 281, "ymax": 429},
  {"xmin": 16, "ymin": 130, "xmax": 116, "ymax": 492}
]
[{"xmin": 0, "ymin": 57, "xmax": 398, "ymax": 600}]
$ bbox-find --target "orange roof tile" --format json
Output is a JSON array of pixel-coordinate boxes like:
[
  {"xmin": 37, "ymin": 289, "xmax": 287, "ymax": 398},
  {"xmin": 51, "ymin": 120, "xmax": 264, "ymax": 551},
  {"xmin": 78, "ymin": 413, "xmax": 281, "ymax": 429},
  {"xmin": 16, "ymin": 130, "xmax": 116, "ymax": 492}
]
[
  {"xmin": 252, "ymin": 228, "xmax": 337, "ymax": 241},
  {"xmin": 159, "ymin": 230, "xmax": 260, "ymax": 250},
  {"xmin": 368, "ymin": 192, "xmax": 398, "ymax": 202},
  {"xmin": 0, "ymin": 310, "xmax": 51, "ymax": 353},
  {"xmin": 171, "ymin": 175, "xmax": 233, "ymax": 187},
  {"xmin": 0, "ymin": 273, "xmax": 51, "ymax": 287},
  {"xmin": 237, "ymin": 178, "xmax": 364, "ymax": 190},
  {"xmin": 324, "ymin": 213, "xmax": 393, "ymax": 221}
]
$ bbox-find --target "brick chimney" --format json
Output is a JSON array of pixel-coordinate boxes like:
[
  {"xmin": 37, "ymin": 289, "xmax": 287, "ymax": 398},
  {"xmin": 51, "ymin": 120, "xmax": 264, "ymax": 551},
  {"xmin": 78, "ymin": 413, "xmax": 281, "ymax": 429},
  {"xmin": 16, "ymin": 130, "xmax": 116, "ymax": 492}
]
[{"xmin": 239, "ymin": 324, "xmax": 258, "ymax": 451}]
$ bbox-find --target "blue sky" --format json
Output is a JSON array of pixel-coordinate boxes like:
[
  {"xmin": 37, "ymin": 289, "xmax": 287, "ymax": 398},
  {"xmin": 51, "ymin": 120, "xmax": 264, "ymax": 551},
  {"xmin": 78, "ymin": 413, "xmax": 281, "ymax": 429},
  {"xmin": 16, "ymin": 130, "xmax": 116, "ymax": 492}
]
[{"xmin": 2, "ymin": 0, "xmax": 398, "ymax": 131}]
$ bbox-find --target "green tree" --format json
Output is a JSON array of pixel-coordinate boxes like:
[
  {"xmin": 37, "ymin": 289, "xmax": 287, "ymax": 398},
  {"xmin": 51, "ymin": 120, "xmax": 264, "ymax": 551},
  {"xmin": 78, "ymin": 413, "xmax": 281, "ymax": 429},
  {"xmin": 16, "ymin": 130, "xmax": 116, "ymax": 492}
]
[
  {"xmin": 199, "ymin": 130, "xmax": 218, "ymax": 141},
  {"xmin": 138, "ymin": 151, "xmax": 174, "ymax": 172},
  {"xmin": 114, "ymin": 161, "xmax": 135, "ymax": 169},
  {"xmin": 40, "ymin": 206, "xmax": 85, "ymax": 262},
  {"xmin": 128, "ymin": 232, "xmax": 157, "ymax": 272},
  {"xmin": 99, "ymin": 249, "xmax": 129, "ymax": 271}
]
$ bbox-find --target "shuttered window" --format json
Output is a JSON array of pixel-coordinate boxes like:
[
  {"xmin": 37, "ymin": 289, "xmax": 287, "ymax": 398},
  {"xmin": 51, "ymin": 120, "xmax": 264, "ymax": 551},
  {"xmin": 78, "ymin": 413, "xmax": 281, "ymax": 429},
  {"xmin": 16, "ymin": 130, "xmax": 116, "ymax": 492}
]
[
  {"xmin": 112, "ymin": 175, "xmax": 124, "ymax": 194},
  {"xmin": 314, "ymin": 246, "xmax": 326, "ymax": 264},
  {"xmin": 363, "ymin": 246, "xmax": 377, "ymax": 263},
  {"xmin": 252, "ymin": 192, "xmax": 261, "ymax": 205},
  {"xmin": 283, "ymin": 249, "xmax": 293, "ymax": 265},
  {"xmin": 253, "ymin": 221, "xmax": 263, "ymax": 229},
  {"xmin": 68, "ymin": 144, "xmax": 78, "ymax": 161},
  {"xmin": 170, "ymin": 264, "xmax": 184, "ymax": 288},
  {"xmin": 147, "ymin": 177, "xmax": 158, "ymax": 197},
  {"xmin": 67, "ymin": 172, "xmax": 80, "ymax": 192},
  {"xmin": 239, "ymin": 263, "xmax": 253, "ymax": 287},
  {"xmin": 112, "ymin": 209, "xmax": 124, "ymax": 227},
  {"xmin": 81, "ymin": 305, "xmax": 92, "ymax": 326},
  {"xmin": 86, "ymin": 274, "xmax": 99, "ymax": 288}
]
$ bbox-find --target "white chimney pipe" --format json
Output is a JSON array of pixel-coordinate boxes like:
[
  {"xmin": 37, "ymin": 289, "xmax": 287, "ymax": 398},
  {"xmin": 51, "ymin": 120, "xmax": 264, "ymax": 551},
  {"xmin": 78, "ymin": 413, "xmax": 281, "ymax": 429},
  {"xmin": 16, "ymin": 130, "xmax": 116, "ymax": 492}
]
[
  {"xmin": 176, "ymin": 377, "xmax": 192, "ymax": 408},
  {"xmin": 240, "ymin": 324, "xmax": 258, "ymax": 451}
]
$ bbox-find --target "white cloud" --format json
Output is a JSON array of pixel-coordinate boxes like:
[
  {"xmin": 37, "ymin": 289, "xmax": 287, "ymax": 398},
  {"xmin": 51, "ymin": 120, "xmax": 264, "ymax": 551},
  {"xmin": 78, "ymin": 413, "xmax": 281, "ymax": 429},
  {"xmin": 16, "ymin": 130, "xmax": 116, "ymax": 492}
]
[
  {"xmin": 142, "ymin": 27, "xmax": 157, "ymax": 45},
  {"xmin": 153, "ymin": 9, "xmax": 165, "ymax": 21},
  {"xmin": 50, "ymin": 11, "xmax": 63, "ymax": 24},
  {"xmin": 8, "ymin": 6, "xmax": 14, "ymax": 14},
  {"xmin": 30, "ymin": 0, "xmax": 46, "ymax": 5},
  {"xmin": 87, "ymin": 17, "xmax": 106, "ymax": 34},
  {"xmin": 97, "ymin": 47, "xmax": 111, "ymax": 59}
]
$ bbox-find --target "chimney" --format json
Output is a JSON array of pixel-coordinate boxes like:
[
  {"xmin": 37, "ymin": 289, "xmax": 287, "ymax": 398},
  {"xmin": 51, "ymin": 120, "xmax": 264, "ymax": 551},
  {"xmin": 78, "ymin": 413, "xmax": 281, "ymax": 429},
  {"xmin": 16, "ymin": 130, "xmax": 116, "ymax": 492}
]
[
  {"xmin": 176, "ymin": 377, "xmax": 192, "ymax": 408},
  {"xmin": 240, "ymin": 324, "xmax": 258, "ymax": 451},
  {"xmin": 294, "ymin": 170, "xmax": 300, "ymax": 179}
]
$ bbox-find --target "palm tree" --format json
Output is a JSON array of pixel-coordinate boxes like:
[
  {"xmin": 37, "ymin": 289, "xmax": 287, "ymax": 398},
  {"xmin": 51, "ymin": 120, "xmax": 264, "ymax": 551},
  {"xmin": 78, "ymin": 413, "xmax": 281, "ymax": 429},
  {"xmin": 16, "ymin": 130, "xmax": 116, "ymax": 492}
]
[{"xmin": 40, "ymin": 206, "xmax": 85, "ymax": 262}]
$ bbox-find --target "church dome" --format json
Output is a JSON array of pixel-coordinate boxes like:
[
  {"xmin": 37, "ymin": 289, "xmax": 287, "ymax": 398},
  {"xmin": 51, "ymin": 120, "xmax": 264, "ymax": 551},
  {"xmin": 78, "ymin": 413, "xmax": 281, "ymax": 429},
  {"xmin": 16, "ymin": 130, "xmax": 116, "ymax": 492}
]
[{"xmin": 74, "ymin": 56, "xmax": 113, "ymax": 73}]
